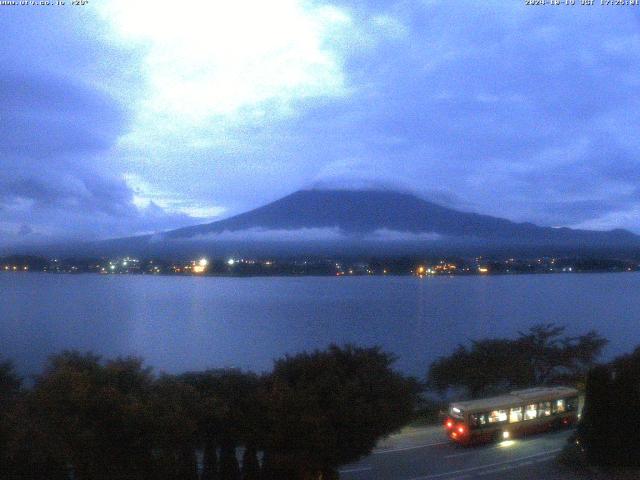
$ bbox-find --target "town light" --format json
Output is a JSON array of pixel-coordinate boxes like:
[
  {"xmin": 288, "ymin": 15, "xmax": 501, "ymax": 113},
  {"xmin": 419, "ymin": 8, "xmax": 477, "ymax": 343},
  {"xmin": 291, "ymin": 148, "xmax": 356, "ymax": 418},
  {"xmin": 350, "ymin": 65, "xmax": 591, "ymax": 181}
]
[{"xmin": 198, "ymin": 258, "xmax": 208, "ymax": 267}]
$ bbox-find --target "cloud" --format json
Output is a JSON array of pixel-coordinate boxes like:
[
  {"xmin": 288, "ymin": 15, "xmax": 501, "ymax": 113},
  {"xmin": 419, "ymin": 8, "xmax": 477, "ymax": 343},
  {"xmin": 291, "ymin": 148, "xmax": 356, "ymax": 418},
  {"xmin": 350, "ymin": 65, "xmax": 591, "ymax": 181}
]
[
  {"xmin": 185, "ymin": 227, "xmax": 345, "ymax": 243},
  {"xmin": 0, "ymin": 72, "xmax": 124, "ymax": 158},
  {"xmin": 3, "ymin": 0, "xmax": 640, "ymax": 245},
  {"xmin": 99, "ymin": 0, "xmax": 352, "ymax": 128},
  {"xmin": 0, "ymin": 6, "xmax": 205, "ymax": 246},
  {"xmin": 272, "ymin": 1, "xmax": 640, "ymax": 231},
  {"xmin": 17, "ymin": 224, "xmax": 33, "ymax": 236},
  {"xmin": 169, "ymin": 226, "xmax": 443, "ymax": 243},
  {"xmin": 123, "ymin": 173, "xmax": 226, "ymax": 220},
  {"xmin": 370, "ymin": 229, "xmax": 442, "ymax": 242}
]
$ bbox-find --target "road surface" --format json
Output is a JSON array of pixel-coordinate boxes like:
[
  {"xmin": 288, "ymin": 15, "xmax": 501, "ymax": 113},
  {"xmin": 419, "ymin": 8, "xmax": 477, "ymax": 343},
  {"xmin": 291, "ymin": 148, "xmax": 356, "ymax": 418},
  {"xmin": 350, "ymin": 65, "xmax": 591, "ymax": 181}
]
[{"xmin": 339, "ymin": 425, "xmax": 580, "ymax": 480}]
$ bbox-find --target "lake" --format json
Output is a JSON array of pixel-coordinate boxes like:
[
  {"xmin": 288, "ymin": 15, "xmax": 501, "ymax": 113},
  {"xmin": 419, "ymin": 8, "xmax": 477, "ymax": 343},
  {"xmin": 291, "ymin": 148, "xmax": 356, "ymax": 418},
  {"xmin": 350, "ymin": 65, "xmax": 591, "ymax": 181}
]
[{"xmin": 1, "ymin": 272, "xmax": 638, "ymax": 378}]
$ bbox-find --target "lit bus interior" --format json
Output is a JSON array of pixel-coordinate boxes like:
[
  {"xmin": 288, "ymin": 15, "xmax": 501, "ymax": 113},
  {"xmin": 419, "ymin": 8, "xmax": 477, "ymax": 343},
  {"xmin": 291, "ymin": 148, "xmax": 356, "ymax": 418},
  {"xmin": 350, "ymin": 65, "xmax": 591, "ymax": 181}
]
[{"xmin": 445, "ymin": 387, "xmax": 579, "ymax": 444}]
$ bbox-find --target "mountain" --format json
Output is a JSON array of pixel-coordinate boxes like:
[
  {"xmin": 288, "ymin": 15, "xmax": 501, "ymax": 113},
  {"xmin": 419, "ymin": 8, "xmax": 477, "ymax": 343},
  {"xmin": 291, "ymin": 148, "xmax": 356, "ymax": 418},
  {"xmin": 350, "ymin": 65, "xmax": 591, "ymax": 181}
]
[
  {"xmin": 165, "ymin": 189, "xmax": 638, "ymax": 243},
  {"xmin": 57, "ymin": 189, "xmax": 640, "ymax": 257}
]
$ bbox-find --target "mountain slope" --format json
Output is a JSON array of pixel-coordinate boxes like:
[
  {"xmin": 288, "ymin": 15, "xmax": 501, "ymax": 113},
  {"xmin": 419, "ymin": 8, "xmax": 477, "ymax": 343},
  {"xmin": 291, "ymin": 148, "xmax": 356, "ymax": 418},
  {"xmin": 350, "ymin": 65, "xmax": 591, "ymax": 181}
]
[{"xmin": 162, "ymin": 189, "xmax": 639, "ymax": 247}]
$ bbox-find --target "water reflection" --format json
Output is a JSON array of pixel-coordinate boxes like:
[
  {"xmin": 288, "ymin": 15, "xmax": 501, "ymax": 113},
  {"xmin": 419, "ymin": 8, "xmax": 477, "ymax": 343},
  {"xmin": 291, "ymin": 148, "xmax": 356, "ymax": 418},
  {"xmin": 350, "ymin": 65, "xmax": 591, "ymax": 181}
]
[{"xmin": 0, "ymin": 272, "xmax": 637, "ymax": 376}]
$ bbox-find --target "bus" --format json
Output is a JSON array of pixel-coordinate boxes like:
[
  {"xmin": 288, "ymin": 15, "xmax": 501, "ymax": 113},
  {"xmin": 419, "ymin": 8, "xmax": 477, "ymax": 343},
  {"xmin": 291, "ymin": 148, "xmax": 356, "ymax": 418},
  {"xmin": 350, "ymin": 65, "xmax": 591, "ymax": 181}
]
[{"xmin": 444, "ymin": 386, "xmax": 579, "ymax": 445}]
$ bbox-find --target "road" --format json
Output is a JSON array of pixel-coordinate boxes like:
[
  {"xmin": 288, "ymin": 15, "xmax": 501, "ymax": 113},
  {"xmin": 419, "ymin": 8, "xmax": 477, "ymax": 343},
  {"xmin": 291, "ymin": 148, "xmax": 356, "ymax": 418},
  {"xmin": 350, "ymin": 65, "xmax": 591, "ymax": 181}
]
[{"xmin": 339, "ymin": 425, "xmax": 581, "ymax": 480}]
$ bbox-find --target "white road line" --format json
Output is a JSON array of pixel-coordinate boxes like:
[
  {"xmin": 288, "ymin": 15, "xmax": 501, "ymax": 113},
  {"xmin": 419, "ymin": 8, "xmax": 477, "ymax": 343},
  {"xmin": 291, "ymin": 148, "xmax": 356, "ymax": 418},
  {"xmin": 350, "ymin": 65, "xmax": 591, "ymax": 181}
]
[
  {"xmin": 444, "ymin": 445, "xmax": 501, "ymax": 459},
  {"xmin": 373, "ymin": 441, "xmax": 449, "ymax": 454},
  {"xmin": 444, "ymin": 431, "xmax": 571, "ymax": 459},
  {"xmin": 339, "ymin": 466, "xmax": 373, "ymax": 474},
  {"xmin": 477, "ymin": 465, "xmax": 511, "ymax": 476},
  {"xmin": 406, "ymin": 448, "xmax": 563, "ymax": 480},
  {"xmin": 532, "ymin": 456, "xmax": 555, "ymax": 464}
]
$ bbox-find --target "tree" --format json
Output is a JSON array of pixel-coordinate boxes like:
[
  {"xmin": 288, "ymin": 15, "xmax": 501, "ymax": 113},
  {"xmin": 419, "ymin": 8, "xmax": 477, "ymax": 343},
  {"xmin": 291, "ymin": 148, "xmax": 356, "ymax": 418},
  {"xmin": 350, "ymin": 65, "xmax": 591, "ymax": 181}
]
[
  {"xmin": 428, "ymin": 340, "xmax": 530, "ymax": 398},
  {"xmin": 517, "ymin": 323, "xmax": 567, "ymax": 385},
  {"xmin": 1, "ymin": 346, "xmax": 418, "ymax": 480},
  {"xmin": 577, "ymin": 366, "xmax": 615, "ymax": 466},
  {"xmin": 0, "ymin": 360, "xmax": 23, "ymax": 479},
  {"xmin": 241, "ymin": 444, "xmax": 260, "ymax": 480},
  {"xmin": 262, "ymin": 345, "xmax": 420, "ymax": 480},
  {"xmin": 148, "ymin": 375, "xmax": 199, "ymax": 480},
  {"xmin": 180, "ymin": 369, "xmax": 263, "ymax": 480},
  {"xmin": 28, "ymin": 351, "xmax": 158, "ymax": 480},
  {"xmin": 518, "ymin": 324, "xmax": 607, "ymax": 385},
  {"xmin": 578, "ymin": 347, "xmax": 640, "ymax": 467},
  {"xmin": 0, "ymin": 360, "xmax": 21, "ymax": 404},
  {"xmin": 610, "ymin": 347, "xmax": 640, "ymax": 465},
  {"xmin": 427, "ymin": 324, "xmax": 607, "ymax": 398}
]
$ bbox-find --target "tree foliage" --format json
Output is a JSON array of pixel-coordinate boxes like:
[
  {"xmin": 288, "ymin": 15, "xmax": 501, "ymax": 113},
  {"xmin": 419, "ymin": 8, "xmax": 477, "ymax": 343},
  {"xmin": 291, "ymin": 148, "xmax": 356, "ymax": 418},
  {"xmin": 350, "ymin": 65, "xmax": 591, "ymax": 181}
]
[
  {"xmin": 0, "ymin": 360, "xmax": 21, "ymax": 403},
  {"xmin": 427, "ymin": 324, "xmax": 607, "ymax": 398},
  {"xmin": 578, "ymin": 347, "xmax": 640, "ymax": 467},
  {"xmin": 0, "ymin": 345, "xmax": 418, "ymax": 480},
  {"xmin": 262, "ymin": 344, "xmax": 420, "ymax": 479}
]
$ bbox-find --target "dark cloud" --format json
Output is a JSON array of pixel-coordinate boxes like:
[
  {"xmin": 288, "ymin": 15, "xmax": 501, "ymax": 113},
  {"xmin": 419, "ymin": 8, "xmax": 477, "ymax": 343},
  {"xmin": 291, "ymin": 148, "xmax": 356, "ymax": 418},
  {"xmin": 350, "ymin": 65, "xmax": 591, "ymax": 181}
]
[
  {"xmin": 256, "ymin": 1, "xmax": 640, "ymax": 230},
  {"xmin": 0, "ymin": 71, "xmax": 125, "ymax": 157},
  {"xmin": 0, "ymin": 6, "xmax": 200, "ymax": 245}
]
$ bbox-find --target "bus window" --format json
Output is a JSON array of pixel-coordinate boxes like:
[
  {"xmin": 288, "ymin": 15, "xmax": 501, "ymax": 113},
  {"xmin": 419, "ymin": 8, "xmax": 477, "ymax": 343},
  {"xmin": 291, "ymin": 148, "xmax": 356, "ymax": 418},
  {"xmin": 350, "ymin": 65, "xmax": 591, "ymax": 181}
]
[
  {"xmin": 488, "ymin": 409, "xmax": 507, "ymax": 423},
  {"xmin": 538, "ymin": 401, "xmax": 551, "ymax": 417},
  {"xmin": 470, "ymin": 413, "xmax": 487, "ymax": 429},
  {"xmin": 509, "ymin": 406, "xmax": 523, "ymax": 423},
  {"xmin": 450, "ymin": 406, "xmax": 464, "ymax": 420},
  {"xmin": 566, "ymin": 397, "xmax": 578, "ymax": 412},
  {"xmin": 554, "ymin": 399, "xmax": 565, "ymax": 413},
  {"xmin": 524, "ymin": 404, "xmax": 537, "ymax": 420}
]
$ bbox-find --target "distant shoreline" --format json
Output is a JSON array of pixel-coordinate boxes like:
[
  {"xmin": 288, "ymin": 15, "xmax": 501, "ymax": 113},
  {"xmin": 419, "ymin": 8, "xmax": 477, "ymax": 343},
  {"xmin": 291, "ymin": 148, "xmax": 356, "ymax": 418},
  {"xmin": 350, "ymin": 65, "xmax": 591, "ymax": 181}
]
[{"xmin": 2, "ymin": 269, "xmax": 638, "ymax": 279}]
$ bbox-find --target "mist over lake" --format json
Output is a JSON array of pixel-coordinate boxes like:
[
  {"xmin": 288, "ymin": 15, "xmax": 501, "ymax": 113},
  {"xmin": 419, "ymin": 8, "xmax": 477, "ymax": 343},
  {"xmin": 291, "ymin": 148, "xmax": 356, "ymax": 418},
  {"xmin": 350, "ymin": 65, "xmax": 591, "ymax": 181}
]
[{"xmin": 2, "ymin": 272, "xmax": 638, "ymax": 378}]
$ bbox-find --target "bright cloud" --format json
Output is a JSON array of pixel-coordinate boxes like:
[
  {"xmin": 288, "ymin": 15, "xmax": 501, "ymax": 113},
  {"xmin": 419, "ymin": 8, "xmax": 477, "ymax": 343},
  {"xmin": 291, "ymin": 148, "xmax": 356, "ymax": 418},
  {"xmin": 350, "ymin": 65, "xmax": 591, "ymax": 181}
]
[
  {"xmin": 99, "ymin": 1, "xmax": 352, "ymax": 128},
  {"xmin": 96, "ymin": 0, "xmax": 360, "ymax": 222},
  {"xmin": 124, "ymin": 173, "xmax": 226, "ymax": 220}
]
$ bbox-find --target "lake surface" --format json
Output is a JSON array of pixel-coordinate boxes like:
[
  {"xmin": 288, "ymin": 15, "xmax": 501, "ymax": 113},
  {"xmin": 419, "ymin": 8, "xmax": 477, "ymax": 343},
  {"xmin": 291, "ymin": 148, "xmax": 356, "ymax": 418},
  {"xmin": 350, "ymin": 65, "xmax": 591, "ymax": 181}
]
[{"xmin": 1, "ymin": 272, "xmax": 638, "ymax": 378}]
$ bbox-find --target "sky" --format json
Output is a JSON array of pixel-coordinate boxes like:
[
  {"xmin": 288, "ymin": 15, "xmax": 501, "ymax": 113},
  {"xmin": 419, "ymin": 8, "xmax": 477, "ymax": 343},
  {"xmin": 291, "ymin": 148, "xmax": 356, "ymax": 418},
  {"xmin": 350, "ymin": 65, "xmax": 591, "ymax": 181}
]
[{"xmin": 1, "ymin": 0, "xmax": 640, "ymax": 246}]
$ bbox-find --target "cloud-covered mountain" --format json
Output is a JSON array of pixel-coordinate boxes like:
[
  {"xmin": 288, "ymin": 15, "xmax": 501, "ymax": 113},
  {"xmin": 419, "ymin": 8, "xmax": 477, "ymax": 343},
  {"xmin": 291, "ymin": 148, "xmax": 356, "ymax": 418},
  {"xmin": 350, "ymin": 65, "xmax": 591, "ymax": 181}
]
[
  {"xmin": 85, "ymin": 189, "xmax": 636, "ymax": 257},
  {"xmin": 29, "ymin": 188, "xmax": 637, "ymax": 259}
]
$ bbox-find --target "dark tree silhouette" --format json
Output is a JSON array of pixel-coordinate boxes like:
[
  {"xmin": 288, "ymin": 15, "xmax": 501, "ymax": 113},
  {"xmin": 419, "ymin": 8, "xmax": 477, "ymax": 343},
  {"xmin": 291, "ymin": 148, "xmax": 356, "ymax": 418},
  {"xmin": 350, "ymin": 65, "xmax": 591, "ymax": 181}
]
[
  {"xmin": 578, "ymin": 347, "xmax": 640, "ymax": 467},
  {"xmin": 1, "ymin": 345, "xmax": 419, "ymax": 479},
  {"xmin": 27, "ymin": 352, "xmax": 159, "ymax": 480},
  {"xmin": 262, "ymin": 344, "xmax": 419, "ymax": 480},
  {"xmin": 0, "ymin": 360, "xmax": 21, "ymax": 403},
  {"xmin": 428, "ymin": 324, "xmax": 607, "ymax": 398},
  {"xmin": 578, "ymin": 365, "xmax": 615, "ymax": 466},
  {"xmin": 201, "ymin": 441, "xmax": 219, "ymax": 480},
  {"xmin": 0, "ymin": 360, "xmax": 23, "ymax": 479},
  {"xmin": 241, "ymin": 444, "xmax": 260, "ymax": 480},
  {"xmin": 180, "ymin": 369, "xmax": 263, "ymax": 480},
  {"xmin": 149, "ymin": 375, "xmax": 199, "ymax": 480}
]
